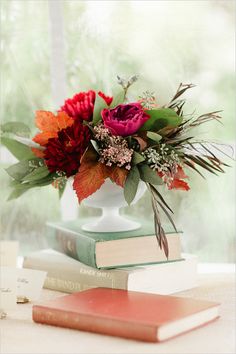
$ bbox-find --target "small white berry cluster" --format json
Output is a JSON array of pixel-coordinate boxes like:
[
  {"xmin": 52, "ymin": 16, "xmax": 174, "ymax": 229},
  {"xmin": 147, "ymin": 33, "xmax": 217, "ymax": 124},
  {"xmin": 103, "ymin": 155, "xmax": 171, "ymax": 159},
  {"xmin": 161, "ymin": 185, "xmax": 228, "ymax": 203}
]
[
  {"xmin": 139, "ymin": 91, "xmax": 157, "ymax": 110},
  {"xmin": 142, "ymin": 144, "xmax": 181, "ymax": 175}
]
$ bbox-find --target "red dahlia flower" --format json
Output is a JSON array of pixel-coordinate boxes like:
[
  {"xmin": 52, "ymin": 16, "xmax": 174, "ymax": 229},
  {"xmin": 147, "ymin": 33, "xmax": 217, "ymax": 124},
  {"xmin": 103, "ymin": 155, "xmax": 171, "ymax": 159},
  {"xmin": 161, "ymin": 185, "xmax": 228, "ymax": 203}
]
[
  {"xmin": 60, "ymin": 90, "xmax": 96, "ymax": 121},
  {"xmin": 44, "ymin": 120, "xmax": 91, "ymax": 177}
]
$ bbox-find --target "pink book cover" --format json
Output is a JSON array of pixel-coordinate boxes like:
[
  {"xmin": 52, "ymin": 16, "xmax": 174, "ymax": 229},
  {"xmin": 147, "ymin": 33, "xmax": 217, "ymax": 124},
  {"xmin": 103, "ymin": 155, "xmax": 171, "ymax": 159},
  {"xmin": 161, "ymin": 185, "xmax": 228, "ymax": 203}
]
[{"xmin": 33, "ymin": 288, "xmax": 220, "ymax": 342}]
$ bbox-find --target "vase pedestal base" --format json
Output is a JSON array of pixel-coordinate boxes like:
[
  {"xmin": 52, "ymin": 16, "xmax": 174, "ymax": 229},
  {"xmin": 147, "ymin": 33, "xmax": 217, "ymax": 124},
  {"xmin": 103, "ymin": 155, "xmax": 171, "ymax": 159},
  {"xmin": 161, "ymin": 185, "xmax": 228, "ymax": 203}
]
[{"xmin": 81, "ymin": 208, "xmax": 141, "ymax": 233}]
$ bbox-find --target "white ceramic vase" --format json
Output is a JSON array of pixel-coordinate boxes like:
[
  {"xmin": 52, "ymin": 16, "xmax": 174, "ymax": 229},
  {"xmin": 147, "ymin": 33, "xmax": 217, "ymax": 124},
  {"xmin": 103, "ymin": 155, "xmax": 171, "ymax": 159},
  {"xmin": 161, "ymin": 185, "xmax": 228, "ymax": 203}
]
[{"xmin": 81, "ymin": 179, "xmax": 146, "ymax": 232}]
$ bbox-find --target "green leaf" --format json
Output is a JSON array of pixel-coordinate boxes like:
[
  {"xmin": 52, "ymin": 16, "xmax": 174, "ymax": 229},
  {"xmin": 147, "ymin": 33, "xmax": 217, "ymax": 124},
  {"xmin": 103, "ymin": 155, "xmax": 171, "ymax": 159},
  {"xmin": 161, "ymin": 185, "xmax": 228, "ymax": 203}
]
[
  {"xmin": 7, "ymin": 180, "xmax": 36, "ymax": 200},
  {"xmin": 28, "ymin": 172, "xmax": 56, "ymax": 186},
  {"xmin": 124, "ymin": 166, "xmax": 140, "ymax": 205},
  {"xmin": 1, "ymin": 137, "xmax": 35, "ymax": 160},
  {"xmin": 22, "ymin": 166, "xmax": 50, "ymax": 182},
  {"xmin": 147, "ymin": 131, "xmax": 162, "ymax": 142},
  {"xmin": 90, "ymin": 139, "xmax": 100, "ymax": 153},
  {"xmin": 1, "ymin": 122, "xmax": 31, "ymax": 137},
  {"xmin": 139, "ymin": 164, "xmax": 163, "ymax": 185},
  {"xmin": 8, "ymin": 181, "xmax": 29, "ymax": 190},
  {"xmin": 59, "ymin": 182, "xmax": 66, "ymax": 199},
  {"xmin": 92, "ymin": 95, "xmax": 108, "ymax": 125},
  {"xmin": 29, "ymin": 177, "xmax": 53, "ymax": 186},
  {"xmin": 132, "ymin": 151, "xmax": 145, "ymax": 165},
  {"xmin": 140, "ymin": 108, "xmax": 182, "ymax": 132},
  {"xmin": 7, "ymin": 187, "xmax": 29, "ymax": 201},
  {"xmin": 92, "ymin": 89, "xmax": 125, "ymax": 124},
  {"xmin": 9, "ymin": 180, "xmax": 22, "ymax": 187},
  {"xmin": 5, "ymin": 157, "xmax": 45, "ymax": 181},
  {"xmin": 7, "ymin": 173, "xmax": 55, "ymax": 201},
  {"xmin": 109, "ymin": 90, "xmax": 125, "ymax": 108},
  {"xmin": 5, "ymin": 160, "xmax": 32, "ymax": 181}
]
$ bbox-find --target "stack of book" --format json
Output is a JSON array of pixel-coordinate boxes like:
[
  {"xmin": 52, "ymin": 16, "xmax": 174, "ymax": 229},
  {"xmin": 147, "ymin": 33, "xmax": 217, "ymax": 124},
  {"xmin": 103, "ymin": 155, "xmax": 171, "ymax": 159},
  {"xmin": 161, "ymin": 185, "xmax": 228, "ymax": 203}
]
[{"xmin": 23, "ymin": 218, "xmax": 198, "ymax": 295}]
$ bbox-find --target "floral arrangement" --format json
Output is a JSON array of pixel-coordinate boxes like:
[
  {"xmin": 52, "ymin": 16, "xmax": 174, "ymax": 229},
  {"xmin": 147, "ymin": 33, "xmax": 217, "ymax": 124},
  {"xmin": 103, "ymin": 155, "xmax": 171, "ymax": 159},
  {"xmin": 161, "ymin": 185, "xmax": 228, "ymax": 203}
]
[{"xmin": 1, "ymin": 76, "xmax": 229, "ymax": 256}]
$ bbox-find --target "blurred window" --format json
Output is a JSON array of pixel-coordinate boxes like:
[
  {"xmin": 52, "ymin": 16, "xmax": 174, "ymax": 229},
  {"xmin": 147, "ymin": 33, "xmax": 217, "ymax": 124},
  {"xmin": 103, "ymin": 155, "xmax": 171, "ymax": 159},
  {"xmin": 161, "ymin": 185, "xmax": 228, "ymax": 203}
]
[{"xmin": 0, "ymin": 0, "xmax": 235, "ymax": 262}]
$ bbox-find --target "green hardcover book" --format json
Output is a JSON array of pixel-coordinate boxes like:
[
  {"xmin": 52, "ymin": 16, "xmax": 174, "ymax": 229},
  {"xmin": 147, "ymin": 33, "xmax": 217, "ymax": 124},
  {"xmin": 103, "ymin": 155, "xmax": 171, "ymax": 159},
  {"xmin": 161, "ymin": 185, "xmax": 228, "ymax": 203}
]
[{"xmin": 46, "ymin": 218, "xmax": 182, "ymax": 269}]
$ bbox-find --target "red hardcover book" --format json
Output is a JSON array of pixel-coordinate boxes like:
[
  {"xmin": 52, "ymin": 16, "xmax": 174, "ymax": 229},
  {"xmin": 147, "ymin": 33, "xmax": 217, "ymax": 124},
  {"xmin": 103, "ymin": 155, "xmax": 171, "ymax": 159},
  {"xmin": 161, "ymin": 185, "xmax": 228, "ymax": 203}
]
[{"xmin": 33, "ymin": 288, "xmax": 220, "ymax": 342}]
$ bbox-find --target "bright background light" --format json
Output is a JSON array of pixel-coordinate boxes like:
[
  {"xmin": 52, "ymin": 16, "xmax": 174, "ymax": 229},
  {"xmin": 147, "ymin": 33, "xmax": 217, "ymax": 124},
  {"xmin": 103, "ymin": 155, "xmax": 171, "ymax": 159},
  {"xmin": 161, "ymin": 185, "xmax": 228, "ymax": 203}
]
[{"xmin": 0, "ymin": 0, "xmax": 235, "ymax": 262}]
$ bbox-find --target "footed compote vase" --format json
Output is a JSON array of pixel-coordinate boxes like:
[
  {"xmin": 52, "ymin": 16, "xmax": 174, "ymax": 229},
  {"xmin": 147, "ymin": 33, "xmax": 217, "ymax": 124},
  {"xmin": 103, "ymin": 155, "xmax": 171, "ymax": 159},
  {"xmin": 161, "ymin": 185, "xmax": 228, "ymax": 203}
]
[{"xmin": 81, "ymin": 179, "xmax": 146, "ymax": 232}]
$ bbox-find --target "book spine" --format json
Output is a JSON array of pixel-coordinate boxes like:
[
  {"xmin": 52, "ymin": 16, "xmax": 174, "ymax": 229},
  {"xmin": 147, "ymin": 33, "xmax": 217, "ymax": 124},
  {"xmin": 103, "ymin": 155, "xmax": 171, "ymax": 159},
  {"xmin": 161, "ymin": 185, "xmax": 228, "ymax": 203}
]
[
  {"xmin": 33, "ymin": 305, "xmax": 158, "ymax": 342},
  {"xmin": 44, "ymin": 271, "xmax": 130, "ymax": 293},
  {"xmin": 46, "ymin": 225, "xmax": 97, "ymax": 268},
  {"xmin": 23, "ymin": 257, "xmax": 129, "ymax": 293},
  {"xmin": 43, "ymin": 277, "xmax": 90, "ymax": 293},
  {"xmin": 44, "ymin": 272, "xmax": 129, "ymax": 293}
]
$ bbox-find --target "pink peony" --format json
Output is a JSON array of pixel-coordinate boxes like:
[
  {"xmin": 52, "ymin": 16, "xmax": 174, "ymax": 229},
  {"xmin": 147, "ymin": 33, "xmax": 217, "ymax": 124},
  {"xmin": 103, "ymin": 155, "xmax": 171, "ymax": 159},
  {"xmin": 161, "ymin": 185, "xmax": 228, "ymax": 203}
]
[{"xmin": 101, "ymin": 103, "xmax": 150, "ymax": 137}]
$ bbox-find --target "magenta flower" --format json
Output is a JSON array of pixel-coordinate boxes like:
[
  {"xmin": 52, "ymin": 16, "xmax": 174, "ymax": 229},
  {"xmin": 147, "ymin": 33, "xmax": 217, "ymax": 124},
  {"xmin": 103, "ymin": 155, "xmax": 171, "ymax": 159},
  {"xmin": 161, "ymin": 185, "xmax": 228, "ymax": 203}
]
[{"xmin": 101, "ymin": 103, "xmax": 150, "ymax": 136}]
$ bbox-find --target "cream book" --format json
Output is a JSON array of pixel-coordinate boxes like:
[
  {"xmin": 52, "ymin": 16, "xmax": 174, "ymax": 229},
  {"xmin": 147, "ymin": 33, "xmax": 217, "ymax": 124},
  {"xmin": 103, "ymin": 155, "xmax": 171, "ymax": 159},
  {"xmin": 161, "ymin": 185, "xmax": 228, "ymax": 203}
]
[{"xmin": 24, "ymin": 249, "xmax": 198, "ymax": 295}]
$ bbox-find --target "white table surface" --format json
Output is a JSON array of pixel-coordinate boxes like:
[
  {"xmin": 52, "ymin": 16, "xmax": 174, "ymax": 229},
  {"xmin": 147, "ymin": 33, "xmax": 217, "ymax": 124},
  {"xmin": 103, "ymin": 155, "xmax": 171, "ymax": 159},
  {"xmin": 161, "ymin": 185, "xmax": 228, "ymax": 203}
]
[{"xmin": 1, "ymin": 272, "xmax": 235, "ymax": 354}]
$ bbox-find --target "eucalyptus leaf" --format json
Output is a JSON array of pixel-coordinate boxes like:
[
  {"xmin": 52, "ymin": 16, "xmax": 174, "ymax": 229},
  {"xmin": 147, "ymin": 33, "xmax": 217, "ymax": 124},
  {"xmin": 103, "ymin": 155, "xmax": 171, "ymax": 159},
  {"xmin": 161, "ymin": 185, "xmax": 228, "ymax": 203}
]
[
  {"xmin": 139, "ymin": 164, "xmax": 163, "ymax": 185},
  {"xmin": 16, "ymin": 176, "xmax": 53, "ymax": 188},
  {"xmin": 59, "ymin": 182, "xmax": 66, "ymax": 199},
  {"xmin": 22, "ymin": 166, "xmax": 50, "ymax": 182},
  {"xmin": 9, "ymin": 180, "xmax": 22, "ymax": 187},
  {"xmin": 140, "ymin": 108, "xmax": 182, "ymax": 132},
  {"xmin": 5, "ymin": 160, "xmax": 32, "ymax": 181},
  {"xmin": 5, "ymin": 157, "xmax": 45, "ymax": 181},
  {"xmin": 8, "ymin": 181, "xmax": 32, "ymax": 190},
  {"xmin": 7, "ymin": 187, "xmax": 29, "ymax": 200},
  {"xmin": 110, "ymin": 90, "xmax": 125, "ymax": 108},
  {"xmin": 7, "ymin": 180, "xmax": 38, "ymax": 200},
  {"xmin": 92, "ymin": 95, "xmax": 107, "ymax": 125},
  {"xmin": 7, "ymin": 173, "xmax": 55, "ymax": 201},
  {"xmin": 28, "ymin": 174, "xmax": 55, "ymax": 186},
  {"xmin": 1, "ymin": 122, "xmax": 31, "ymax": 137},
  {"xmin": 1, "ymin": 137, "xmax": 35, "ymax": 160},
  {"xmin": 147, "ymin": 131, "xmax": 162, "ymax": 142},
  {"xmin": 132, "ymin": 151, "xmax": 145, "ymax": 165},
  {"xmin": 124, "ymin": 166, "xmax": 140, "ymax": 205}
]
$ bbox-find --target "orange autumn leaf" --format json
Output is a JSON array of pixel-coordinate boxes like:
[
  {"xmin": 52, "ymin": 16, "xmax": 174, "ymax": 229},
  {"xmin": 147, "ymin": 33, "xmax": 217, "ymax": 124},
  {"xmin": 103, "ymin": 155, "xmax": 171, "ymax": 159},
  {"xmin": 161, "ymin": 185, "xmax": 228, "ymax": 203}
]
[
  {"xmin": 174, "ymin": 166, "xmax": 188, "ymax": 179},
  {"xmin": 73, "ymin": 147, "xmax": 109, "ymax": 203},
  {"xmin": 108, "ymin": 166, "xmax": 128, "ymax": 187},
  {"xmin": 168, "ymin": 166, "xmax": 190, "ymax": 191},
  {"xmin": 31, "ymin": 147, "xmax": 45, "ymax": 158},
  {"xmin": 73, "ymin": 146, "xmax": 128, "ymax": 202},
  {"xmin": 35, "ymin": 110, "xmax": 73, "ymax": 131},
  {"xmin": 33, "ymin": 111, "xmax": 74, "ymax": 146},
  {"xmin": 168, "ymin": 178, "xmax": 190, "ymax": 191},
  {"xmin": 80, "ymin": 145, "xmax": 99, "ymax": 165},
  {"xmin": 33, "ymin": 131, "xmax": 58, "ymax": 146},
  {"xmin": 73, "ymin": 162, "xmax": 108, "ymax": 203}
]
